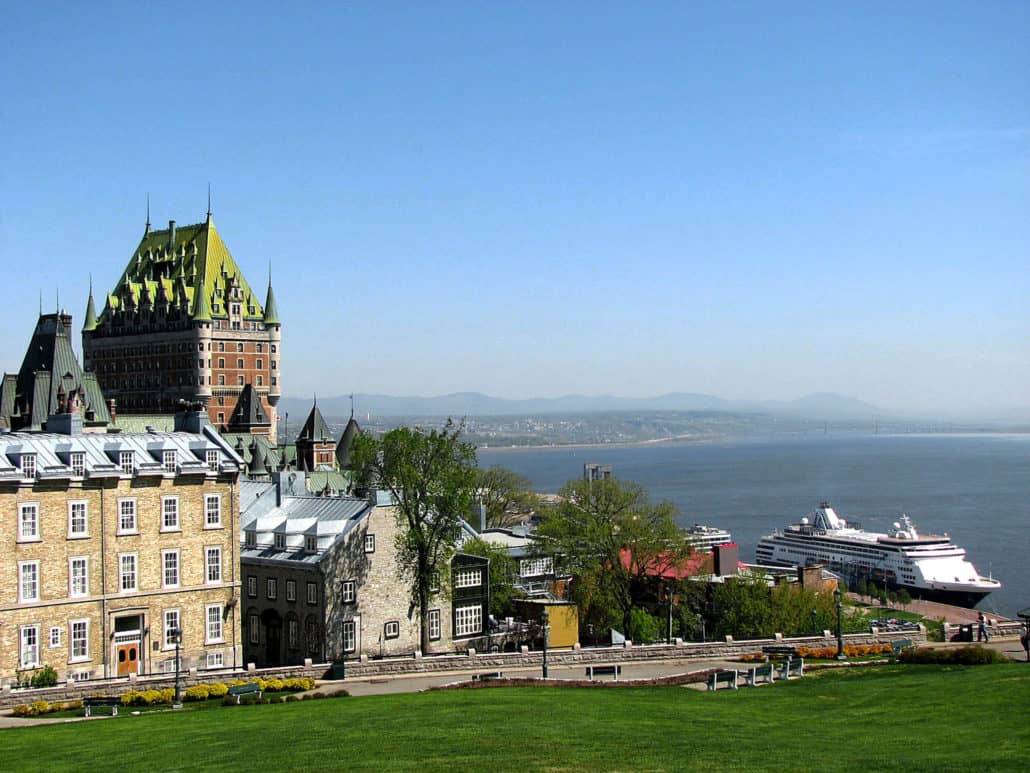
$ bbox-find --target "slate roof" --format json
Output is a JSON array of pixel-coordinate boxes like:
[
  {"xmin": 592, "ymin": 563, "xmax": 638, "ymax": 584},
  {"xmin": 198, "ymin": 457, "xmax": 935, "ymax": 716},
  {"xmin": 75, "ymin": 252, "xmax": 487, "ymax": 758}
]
[
  {"xmin": 335, "ymin": 416, "xmax": 360, "ymax": 469},
  {"xmin": 296, "ymin": 402, "xmax": 332, "ymax": 443},
  {"xmin": 228, "ymin": 384, "xmax": 271, "ymax": 431}
]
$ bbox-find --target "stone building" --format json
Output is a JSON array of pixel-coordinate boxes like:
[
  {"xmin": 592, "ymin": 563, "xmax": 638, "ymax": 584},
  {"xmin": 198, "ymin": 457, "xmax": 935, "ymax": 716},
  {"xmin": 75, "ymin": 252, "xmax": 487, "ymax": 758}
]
[
  {"xmin": 0, "ymin": 408, "xmax": 243, "ymax": 684},
  {"xmin": 82, "ymin": 209, "xmax": 282, "ymax": 439}
]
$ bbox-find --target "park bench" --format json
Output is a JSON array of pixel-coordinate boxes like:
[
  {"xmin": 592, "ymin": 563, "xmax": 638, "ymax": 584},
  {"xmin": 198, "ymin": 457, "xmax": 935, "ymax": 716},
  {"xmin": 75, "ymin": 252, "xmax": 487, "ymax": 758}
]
[
  {"xmin": 890, "ymin": 639, "xmax": 914, "ymax": 658},
  {"xmin": 585, "ymin": 665, "xmax": 622, "ymax": 681},
  {"xmin": 707, "ymin": 669, "xmax": 738, "ymax": 691},
  {"xmin": 761, "ymin": 645, "xmax": 797, "ymax": 661},
  {"xmin": 83, "ymin": 696, "xmax": 120, "ymax": 717},
  {"xmin": 776, "ymin": 658, "xmax": 804, "ymax": 680},
  {"xmin": 472, "ymin": 671, "xmax": 503, "ymax": 681},
  {"xmin": 744, "ymin": 663, "xmax": 776, "ymax": 687},
  {"xmin": 227, "ymin": 682, "xmax": 263, "ymax": 704}
]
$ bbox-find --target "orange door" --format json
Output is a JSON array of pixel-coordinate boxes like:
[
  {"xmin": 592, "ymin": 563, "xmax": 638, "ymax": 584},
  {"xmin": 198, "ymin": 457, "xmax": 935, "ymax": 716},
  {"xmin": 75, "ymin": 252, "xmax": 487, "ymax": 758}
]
[{"xmin": 117, "ymin": 643, "xmax": 139, "ymax": 675}]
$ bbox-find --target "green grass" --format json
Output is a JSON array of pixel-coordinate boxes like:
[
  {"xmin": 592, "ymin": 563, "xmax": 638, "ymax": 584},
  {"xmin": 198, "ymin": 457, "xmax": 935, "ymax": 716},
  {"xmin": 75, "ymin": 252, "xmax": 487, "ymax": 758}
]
[{"xmin": 5, "ymin": 665, "xmax": 1029, "ymax": 772}]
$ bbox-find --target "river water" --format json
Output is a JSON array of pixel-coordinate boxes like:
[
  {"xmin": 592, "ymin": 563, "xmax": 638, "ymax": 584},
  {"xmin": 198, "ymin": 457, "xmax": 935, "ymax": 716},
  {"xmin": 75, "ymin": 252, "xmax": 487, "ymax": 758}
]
[{"xmin": 479, "ymin": 433, "xmax": 1029, "ymax": 618}]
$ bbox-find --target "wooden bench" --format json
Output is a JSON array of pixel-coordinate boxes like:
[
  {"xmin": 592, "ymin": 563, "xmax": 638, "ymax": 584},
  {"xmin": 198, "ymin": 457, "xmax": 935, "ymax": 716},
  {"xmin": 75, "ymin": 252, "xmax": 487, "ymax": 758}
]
[
  {"xmin": 777, "ymin": 658, "xmax": 804, "ymax": 680},
  {"xmin": 890, "ymin": 639, "xmax": 914, "ymax": 657},
  {"xmin": 83, "ymin": 696, "xmax": 120, "ymax": 717},
  {"xmin": 585, "ymin": 665, "xmax": 622, "ymax": 681},
  {"xmin": 472, "ymin": 671, "xmax": 503, "ymax": 681},
  {"xmin": 761, "ymin": 645, "xmax": 798, "ymax": 661},
  {"xmin": 707, "ymin": 669, "xmax": 738, "ymax": 691},
  {"xmin": 744, "ymin": 663, "xmax": 776, "ymax": 687},
  {"xmin": 227, "ymin": 682, "xmax": 263, "ymax": 704}
]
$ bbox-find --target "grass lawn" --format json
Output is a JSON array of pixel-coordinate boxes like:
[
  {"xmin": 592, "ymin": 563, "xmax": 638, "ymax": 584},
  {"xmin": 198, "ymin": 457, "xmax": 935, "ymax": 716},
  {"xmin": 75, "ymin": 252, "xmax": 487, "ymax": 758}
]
[{"xmin": 4, "ymin": 664, "xmax": 1028, "ymax": 772}]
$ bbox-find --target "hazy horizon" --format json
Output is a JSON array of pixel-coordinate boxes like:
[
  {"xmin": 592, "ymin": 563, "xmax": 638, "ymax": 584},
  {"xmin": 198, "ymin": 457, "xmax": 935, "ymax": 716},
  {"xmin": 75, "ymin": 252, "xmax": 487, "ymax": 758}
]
[{"xmin": 2, "ymin": 4, "xmax": 1027, "ymax": 420}]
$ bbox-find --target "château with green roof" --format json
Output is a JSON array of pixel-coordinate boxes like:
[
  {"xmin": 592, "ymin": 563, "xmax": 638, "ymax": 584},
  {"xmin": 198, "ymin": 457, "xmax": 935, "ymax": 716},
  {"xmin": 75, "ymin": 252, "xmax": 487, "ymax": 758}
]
[{"xmin": 83, "ymin": 208, "xmax": 282, "ymax": 439}]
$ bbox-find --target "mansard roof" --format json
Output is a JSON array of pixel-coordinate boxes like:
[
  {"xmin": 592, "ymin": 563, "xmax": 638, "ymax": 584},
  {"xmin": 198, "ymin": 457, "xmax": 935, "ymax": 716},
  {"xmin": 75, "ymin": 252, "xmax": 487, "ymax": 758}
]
[{"xmin": 98, "ymin": 214, "xmax": 264, "ymax": 325}]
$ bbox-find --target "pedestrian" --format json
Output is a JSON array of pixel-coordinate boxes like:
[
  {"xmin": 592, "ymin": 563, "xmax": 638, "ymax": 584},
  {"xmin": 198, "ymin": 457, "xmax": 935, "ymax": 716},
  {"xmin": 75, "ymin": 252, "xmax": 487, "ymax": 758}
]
[{"xmin": 977, "ymin": 612, "xmax": 989, "ymax": 642}]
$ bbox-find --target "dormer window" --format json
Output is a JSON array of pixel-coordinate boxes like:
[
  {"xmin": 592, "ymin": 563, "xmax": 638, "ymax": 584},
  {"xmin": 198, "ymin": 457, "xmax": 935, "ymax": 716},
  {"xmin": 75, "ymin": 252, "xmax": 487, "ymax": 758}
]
[
  {"xmin": 305, "ymin": 536, "xmax": 317, "ymax": 553},
  {"xmin": 274, "ymin": 533, "xmax": 285, "ymax": 550},
  {"xmin": 119, "ymin": 451, "xmax": 135, "ymax": 475},
  {"xmin": 206, "ymin": 449, "xmax": 219, "ymax": 472},
  {"xmin": 20, "ymin": 453, "xmax": 37, "ymax": 478},
  {"xmin": 70, "ymin": 452, "xmax": 85, "ymax": 477},
  {"xmin": 245, "ymin": 531, "xmax": 256, "ymax": 547},
  {"xmin": 162, "ymin": 450, "xmax": 177, "ymax": 472}
]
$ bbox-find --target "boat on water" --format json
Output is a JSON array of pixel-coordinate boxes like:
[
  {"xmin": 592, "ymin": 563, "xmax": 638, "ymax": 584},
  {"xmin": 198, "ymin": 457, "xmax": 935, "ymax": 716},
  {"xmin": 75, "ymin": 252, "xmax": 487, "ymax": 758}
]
[
  {"xmin": 754, "ymin": 503, "xmax": 1001, "ymax": 607},
  {"xmin": 685, "ymin": 524, "xmax": 733, "ymax": 552}
]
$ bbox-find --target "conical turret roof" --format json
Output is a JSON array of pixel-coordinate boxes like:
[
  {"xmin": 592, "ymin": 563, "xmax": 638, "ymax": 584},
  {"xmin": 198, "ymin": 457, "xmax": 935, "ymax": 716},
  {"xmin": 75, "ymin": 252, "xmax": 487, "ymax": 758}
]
[{"xmin": 335, "ymin": 416, "xmax": 360, "ymax": 469}]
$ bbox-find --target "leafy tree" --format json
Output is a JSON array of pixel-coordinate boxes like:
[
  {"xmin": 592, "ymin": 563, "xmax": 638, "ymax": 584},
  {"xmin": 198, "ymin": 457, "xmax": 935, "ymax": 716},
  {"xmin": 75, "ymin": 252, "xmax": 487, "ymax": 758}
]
[
  {"xmin": 708, "ymin": 573, "xmax": 774, "ymax": 639},
  {"xmin": 350, "ymin": 420, "xmax": 478, "ymax": 653},
  {"xmin": 461, "ymin": 537, "xmax": 526, "ymax": 618},
  {"xmin": 474, "ymin": 466, "xmax": 538, "ymax": 528},
  {"xmin": 896, "ymin": 588, "xmax": 912, "ymax": 605},
  {"xmin": 534, "ymin": 477, "xmax": 692, "ymax": 641}
]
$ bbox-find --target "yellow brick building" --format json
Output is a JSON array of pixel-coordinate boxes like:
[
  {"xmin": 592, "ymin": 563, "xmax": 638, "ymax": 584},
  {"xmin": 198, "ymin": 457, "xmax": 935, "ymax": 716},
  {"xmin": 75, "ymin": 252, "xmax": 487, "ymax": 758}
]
[{"xmin": 0, "ymin": 409, "xmax": 242, "ymax": 684}]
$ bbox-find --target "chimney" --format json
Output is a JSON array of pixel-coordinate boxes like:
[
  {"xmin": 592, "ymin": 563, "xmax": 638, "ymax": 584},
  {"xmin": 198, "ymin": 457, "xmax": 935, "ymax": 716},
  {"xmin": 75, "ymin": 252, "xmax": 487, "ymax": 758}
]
[
  {"xmin": 168, "ymin": 220, "xmax": 176, "ymax": 251},
  {"xmin": 713, "ymin": 543, "xmax": 739, "ymax": 576},
  {"xmin": 47, "ymin": 411, "xmax": 83, "ymax": 436},
  {"xmin": 107, "ymin": 398, "xmax": 117, "ymax": 425},
  {"xmin": 174, "ymin": 401, "xmax": 210, "ymax": 434}
]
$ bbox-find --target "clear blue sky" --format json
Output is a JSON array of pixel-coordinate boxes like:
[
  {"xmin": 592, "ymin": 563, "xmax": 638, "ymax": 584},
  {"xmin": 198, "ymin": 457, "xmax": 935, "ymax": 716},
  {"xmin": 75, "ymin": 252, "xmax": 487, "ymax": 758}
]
[{"xmin": 2, "ymin": 2, "xmax": 1027, "ymax": 419}]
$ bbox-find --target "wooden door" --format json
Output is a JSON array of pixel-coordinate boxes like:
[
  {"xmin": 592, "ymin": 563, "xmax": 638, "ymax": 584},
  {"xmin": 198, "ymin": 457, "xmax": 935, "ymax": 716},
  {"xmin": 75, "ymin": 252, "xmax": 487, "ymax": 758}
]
[{"xmin": 117, "ymin": 643, "xmax": 139, "ymax": 676}]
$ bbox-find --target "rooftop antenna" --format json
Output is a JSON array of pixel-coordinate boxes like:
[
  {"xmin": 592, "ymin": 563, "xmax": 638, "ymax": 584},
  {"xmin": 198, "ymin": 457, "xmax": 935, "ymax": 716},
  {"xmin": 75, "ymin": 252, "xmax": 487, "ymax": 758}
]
[
  {"xmin": 207, "ymin": 183, "xmax": 212, "ymax": 218},
  {"xmin": 349, "ymin": 393, "xmax": 354, "ymax": 419},
  {"xmin": 145, "ymin": 193, "xmax": 151, "ymax": 234}
]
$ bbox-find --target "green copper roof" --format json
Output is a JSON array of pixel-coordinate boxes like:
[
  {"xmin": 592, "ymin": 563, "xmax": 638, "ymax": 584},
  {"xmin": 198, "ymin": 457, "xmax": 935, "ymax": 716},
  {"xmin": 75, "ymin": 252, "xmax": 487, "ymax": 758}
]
[
  {"xmin": 98, "ymin": 215, "xmax": 264, "ymax": 324},
  {"xmin": 82, "ymin": 287, "xmax": 98, "ymax": 332},
  {"xmin": 263, "ymin": 281, "xmax": 280, "ymax": 326}
]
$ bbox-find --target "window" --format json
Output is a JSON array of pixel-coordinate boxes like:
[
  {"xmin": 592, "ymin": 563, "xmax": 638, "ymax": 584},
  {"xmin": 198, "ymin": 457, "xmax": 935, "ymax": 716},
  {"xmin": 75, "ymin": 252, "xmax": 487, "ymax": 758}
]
[
  {"xmin": 249, "ymin": 614, "xmax": 260, "ymax": 644},
  {"xmin": 19, "ymin": 503, "xmax": 39, "ymax": 541},
  {"xmin": 68, "ymin": 501, "xmax": 88, "ymax": 538},
  {"xmin": 207, "ymin": 652, "xmax": 224, "ymax": 668},
  {"xmin": 307, "ymin": 582, "xmax": 317, "ymax": 605},
  {"xmin": 237, "ymin": 376, "xmax": 244, "ymax": 386},
  {"xmin": 454, "ymin": 605, "xmax": 483, "ymax": 637},
  {"xmin": 274, "ymin": 533, "xmax": 285, "ymax": 550},
  {"xmin": 20, "ymin": 626, "xmax": 39, "ymax": 668},
  {"xmin": 162, "ymin": 496, "xmax": 179, "ymax": 531},
  {"xmin": 237, "ymin": 358, "xmax": 244, "ymax": 369},
  {"xmin": 19, "ymin": 561, "xmax": 39, "ymax": 602},
  {"xmin": 162, "ymin": 450, "xmax": 177, "ymax": 472},
  {"xmin": 20, "ymin": 453, "xmax": 36, "ymax": 478},
  {"xmin": 342, "ymin": 620, "xmax": 355, "ymax": 652},
  {"xmin": 118, "ymin": 499, "xmax": 137, "ymax": 534},
  {"xmin": 120, "ymin": 553, "xmax": 137, "ymax": 592},
  {"xmin": 364, "ymin": 534, "xmax": 375, "ymax": 553},
  {"xmin": 237, "ymin": 342, "xmax": 244, "ymax": 352},
  {"xmin": 206, "ymin": 604, "xmax": 223, "ymax": 643},
  {"xmin": 454, "ymin": 569, "xmax": 483, "ymax": 589},
  {"xmin": 70, "ymin": 452, "xmax": 85, "ymax": 477},
  {"xmin": 206, "ymin": 547, "xmax": 222, "ymax": 584},
  {"xmin": 71, "ymin": 620, "xmax": 89, "ymax": 661},
  {"xmin": 428, "ymin": 609, "xmax": 441, "ymax": 641},
  {"xmin": 164, "ymin": 609, "xmax": 180, "ymax": 649},
  {"xmin": 162, "ymin": 550, "xmax": 179, "ymax": 588},
  {"xmin": 70, "ymin": 557, "xmax": 88, "ymax": 597},
  {"xmin": 256, "ymin": 343, "xmax": 263, "ymax": 353},
  {"xmin": 218, "ymin": 342, "xmax": 224, "ymax": 352},
  {"xmin": 205, "ymin": 495, "xmax": 222, "ymax": 528},
  {"xmin": 245, "ymin": 530, "xmax": 256, "ymax": 547},
  {"xmin": 266, "ymin": 578, "xmax": 277, "ymax": 600},
  {"xmin": 271, "ymin": 360, "xmax": 277, "ymax": 369},
  {"xmin": 50, "ymin": 626, "xmax": 62, "ymax": 648},
  {"xmin": 384, "ymin": 621, "xmax": 400, "ymax": 639},
  {"xmin": 286, "ymin": 580, "xmax": 296, "ymax": 602},
  {"xmin": 119, "ymin": 451, "xmax": 135, "ymax": 475},
  {"xmin": 247, "ymin": 575, "xmax": 257, "ymax": 597},
  {"xmin": 206, "ymin": 449, "xmax": 219, "ymax": 471},
  {"xmin": 305, "ymin": 535, "xmax": 317, "ymax": 553},
  {"xmin": 218, "ymin": 375, "xmax": 225, "ymax": 386},
  {"xmin": 520, "ymin": 557, "xmax": 553, "ymax": 577},
  {"xmin": 341, "ymin": 581, "xmax": 356, "ymax": 603},
  {"xmin": 256, "ymin": 359, "xmax": 263, "ymax": 370},
  {"xmin": 257, "ymin": 375, "xmax": 263, "ymax": 386},
  {"xmin": 288, "ymin": 619, "xmax": 299, "ymax": 649},
  {"xmin": 271, "ymin": 344, "xmax": 277, "ymax": 353}
]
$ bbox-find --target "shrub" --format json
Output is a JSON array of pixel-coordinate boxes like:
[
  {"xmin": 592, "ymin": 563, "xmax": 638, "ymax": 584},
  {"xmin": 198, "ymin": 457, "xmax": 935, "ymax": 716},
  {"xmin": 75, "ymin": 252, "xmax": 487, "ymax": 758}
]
[
  {"xmin": 899, "ymin": 646, "xmax": 1004, "ymax": 666},
  {"xmin": 183, "ymin": 685, "xmax": 211, "ymax": 702},
  {"xmin": 30, "ymin": 665, "xmax": 59, "ymax": 689},
  {"xmin": 284, "ymin": 695, "xmax": 300, "ymax": 703},
  {"xmin": 206, "ymin": 683, "xmax": 229, "ymax": 698},
  {"xmin": 262, "ymin": 678, "xmax": 285, "ymax": 692}
]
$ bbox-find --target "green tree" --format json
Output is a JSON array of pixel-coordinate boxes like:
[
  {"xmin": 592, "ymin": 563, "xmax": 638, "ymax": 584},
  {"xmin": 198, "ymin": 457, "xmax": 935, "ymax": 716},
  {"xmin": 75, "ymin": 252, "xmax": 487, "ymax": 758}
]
[
  {"xmin": 461, "ymin": 537, "xmax": 526, "ymax": 618},
  {"xmin": 474, "ymin": 466, "xmax": 539, "ymax": 528},
  {"xmin": 350, "ymin": 420, "xmax": 478, "ymax": 654},
  {"xmin": 534, "ymin": 477, "xmax": 692, "ymax": 641}
]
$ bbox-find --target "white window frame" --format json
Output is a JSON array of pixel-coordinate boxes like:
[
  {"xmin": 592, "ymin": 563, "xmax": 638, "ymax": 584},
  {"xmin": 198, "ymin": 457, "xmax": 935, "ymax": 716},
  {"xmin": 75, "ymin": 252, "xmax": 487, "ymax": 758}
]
[
  {"xmin": 454, "ymin": 568, "xmax": 483, "ymax": 589},
  {"xmin": 68, "ymin": 500, "xmax": 89, "ymax": 538},
  {"xmin": 70, "ymin": 619, "xmax": 89, "ymax": 662},
  {"xmin": 454, "ymin": 604, "xmax": 483, "ymax": 638},
  {"xmin": 206, "ymin": 604, "xmax": 224, "ymax": 643},
  {"xmin": 163, "ymin": 609, "xmax": 180, "ymax": 651},
  {"xmin": 19, "ymin": 502, "xmax": 40, "ymax": 542},
  {"xmin": 266, "ymin": 577, "xmax": 277, "ymax": 600},
  {"xmin": 364, "ymin": 534, "xmax": 375, "ymax": 553},
  {"xmin": 384, "ymin": 620, "xmax": 400, "ymax": 639},
  {"xmin": 249, "ymin": 613, "xmax": 260, "ymax": 645},
  {"xmin": 274, "ymin": 532, "xmax": 285, "ymax": 550},
  {"xmin": 20, "ymin": 625, "xmax": 40, "ymax": 668},
  {"xmin": 247, "ymin": 575, "xmax": 257, "ymax": 598},
  {"xmin": 162, "ymin": 549, "xmax": 180, "ymax": 588},
  {"xmin": 286, "ymin": 580, "xmax": 296, "ymax": 602},
  {"xmin": 305, "ymin": 535, "xmax": 317, "ymax": 553},
  {"xmin": 307, "ymin": 582, "xmax": 317, "ymax": 605},
  {"xmin": 161, "ymin": 496, "xmax": 180, "ymax": 531},
  {"xmin": 342, "ymin": 620, "xmax": 356, "ymax": 652},
  {"xmin": 207, "ymin": 651, "xmax": 224, "ymax": 668},
  {"xmin": 205, "ymin": 546, "xmax": 222, "ymax": 584},
  {"xmin": 206, "ymin": 449, "xmax": 219, "ymax": 472},
  {"xmin": 119, "ymin": 450, "xmax": 135, "ymax": 475},
  {"xmin": 20, "ymin": 453, "xmax": 37, "ymax": 478},
  {"xmin": 70, "ymin": 451, "xmax": 85, "ymax": 477},
  {"xmin": 428, "ymin": 609, "xmax": 441, "ymax": 641},
  {"xmin": 118, "ymin": 498, "xmax": 137, "ymax": 535},
  {"xmin": 520, "ymin": 557, "xmax": 554, "ymax": 577},
  {"xmin": 245, "ymin": 531, "xmax": 256, "ymax": 547},
  {"xmin": 162, "ymin": 449, "xmax": 177, "ymax": 473},
  {"xmin": 69, "ymin": 556, "xmax": 89, "ymax": 598},
  {"xmin": 341, "ymin": 580, "xmax": 356, "ymax": 604},
  {"xmin": 19, "ymin": 560, "xmax": 39, "ymax": 603},
  {"xmin": 119, "ymin": 553, "xmax": 138, "ymax": 593},
  {"xmin": 205, "ymin": 495, "xmax": 222, "ymax": 528},
  {"xmin": 49, "ymin": 626, "xmax": 62, "ymax": 648}
]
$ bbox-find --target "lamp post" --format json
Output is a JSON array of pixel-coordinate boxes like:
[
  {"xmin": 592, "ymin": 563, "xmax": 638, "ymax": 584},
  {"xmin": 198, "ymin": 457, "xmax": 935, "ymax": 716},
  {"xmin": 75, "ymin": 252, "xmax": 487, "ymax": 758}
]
[
  {"xmin": 834, "ymin": 587, "xmax": 846, "ymax": 660},
  {"xmin": 812, "ymin": 609, "xmax": 818, "ymax": 637},
  {"xmin": 170, "ymin": 627, "xmax": 183, "ymax": 708},
  {"xmin": 541, "ymin": 608, "xmax": 549, "ymax": 679}
]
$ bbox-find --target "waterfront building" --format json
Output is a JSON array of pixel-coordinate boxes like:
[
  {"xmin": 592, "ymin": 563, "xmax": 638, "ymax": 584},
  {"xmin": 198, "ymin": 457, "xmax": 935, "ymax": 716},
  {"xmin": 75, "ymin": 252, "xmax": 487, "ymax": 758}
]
[{"xmin": 82, "ymin": 209, "xmax": 281, "ymax": 440}]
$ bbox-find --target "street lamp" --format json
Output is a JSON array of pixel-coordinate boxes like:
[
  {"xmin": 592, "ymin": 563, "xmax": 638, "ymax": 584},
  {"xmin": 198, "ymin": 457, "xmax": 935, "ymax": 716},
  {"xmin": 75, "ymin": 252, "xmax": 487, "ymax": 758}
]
[
  {"xmin": 170, "ymin": 627, "xmax": 183, "ymax": 708},
  {"xmin": 812, "ymin": 609, "xmax": 818, "ymax": 637},
  {"xmin": 834, "ymin": 587, "xmax": 846, "ymax": 660},
  {"xmin": 541, "ymin": 608, "xmax": 549, "ymax": 679}
]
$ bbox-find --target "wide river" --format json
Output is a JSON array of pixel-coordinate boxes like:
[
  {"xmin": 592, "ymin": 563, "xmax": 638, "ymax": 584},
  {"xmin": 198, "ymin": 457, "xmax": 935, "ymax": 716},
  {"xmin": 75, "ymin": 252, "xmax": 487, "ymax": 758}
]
[{"xmin": 479, "ymin": 433, "xmax": 1029, "ymax": 618}]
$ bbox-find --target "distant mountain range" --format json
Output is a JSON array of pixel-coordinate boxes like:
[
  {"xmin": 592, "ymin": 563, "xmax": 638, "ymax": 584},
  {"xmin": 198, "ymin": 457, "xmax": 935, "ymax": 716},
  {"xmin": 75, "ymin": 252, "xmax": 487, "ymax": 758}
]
[{"xmin": 280, "ymin": 391, "xmax": 885, "ymax": 422}]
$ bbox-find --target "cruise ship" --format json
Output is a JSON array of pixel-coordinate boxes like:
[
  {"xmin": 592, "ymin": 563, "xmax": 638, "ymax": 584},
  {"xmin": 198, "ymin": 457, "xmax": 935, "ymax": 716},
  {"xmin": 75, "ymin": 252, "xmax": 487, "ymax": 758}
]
[
  {"xmin": 755, "ymin": 503, "xmax": 1001, "ymax": 607},
  {"xmin": 685, "ymin": 524, "xmax": 733, "ymax": 553}
]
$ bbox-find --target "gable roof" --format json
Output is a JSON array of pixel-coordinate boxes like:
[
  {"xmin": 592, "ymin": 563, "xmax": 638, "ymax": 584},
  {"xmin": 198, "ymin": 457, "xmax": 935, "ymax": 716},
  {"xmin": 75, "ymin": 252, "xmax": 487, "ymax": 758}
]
[
  {"xmin": 296, "ymin": 401, "xmax": 332, "ymax": 444},
  {"xmin": 228, "ymin": 384, "xmax": 270, "ymax": 431}
]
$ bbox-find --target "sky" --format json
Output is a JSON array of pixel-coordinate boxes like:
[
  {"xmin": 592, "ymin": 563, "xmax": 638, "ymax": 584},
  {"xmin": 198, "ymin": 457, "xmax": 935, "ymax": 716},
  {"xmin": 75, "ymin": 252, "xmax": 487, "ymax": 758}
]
[{"xmin": 1, "ymin": 2, "xmax": 1027, "ymax": 420}]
